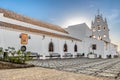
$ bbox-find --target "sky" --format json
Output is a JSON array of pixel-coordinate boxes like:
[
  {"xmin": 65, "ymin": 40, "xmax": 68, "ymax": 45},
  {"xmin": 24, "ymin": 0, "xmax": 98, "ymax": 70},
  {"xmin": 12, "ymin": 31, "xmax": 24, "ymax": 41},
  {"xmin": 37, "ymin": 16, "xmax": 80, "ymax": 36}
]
[{"xmin": 0, "ymin": 0, "xmax": 120, "ymax": 50}]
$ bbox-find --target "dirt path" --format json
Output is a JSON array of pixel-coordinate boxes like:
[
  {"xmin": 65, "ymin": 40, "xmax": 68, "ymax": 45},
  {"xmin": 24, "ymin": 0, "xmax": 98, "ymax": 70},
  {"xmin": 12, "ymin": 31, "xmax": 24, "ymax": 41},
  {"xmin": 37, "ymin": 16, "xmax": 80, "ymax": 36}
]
[{"xmin": 0, "ymin": 67, "xmax": 111, "ymax": 80}]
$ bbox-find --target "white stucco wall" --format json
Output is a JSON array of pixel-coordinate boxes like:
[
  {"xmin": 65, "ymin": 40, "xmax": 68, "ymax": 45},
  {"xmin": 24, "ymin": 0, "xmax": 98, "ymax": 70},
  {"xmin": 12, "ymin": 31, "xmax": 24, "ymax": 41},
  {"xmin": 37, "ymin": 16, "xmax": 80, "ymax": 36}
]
[
  {"xmin": 65, "ymin": 23, "xmax": 92, "ymax": 40},
  {"xmin": 0, "ymin": 25, "xmax": 82, "ymax": 59},
  {"xmin": 66, "ymin": 23, "xmax": 118, "ymax": 59},
  {"xmin": 0, "ymin": 12, "xmax": 118, "ymax": 59},
  {"xmin": 83, "ymin": 37, "xmax": 104, "ymax": 58}
]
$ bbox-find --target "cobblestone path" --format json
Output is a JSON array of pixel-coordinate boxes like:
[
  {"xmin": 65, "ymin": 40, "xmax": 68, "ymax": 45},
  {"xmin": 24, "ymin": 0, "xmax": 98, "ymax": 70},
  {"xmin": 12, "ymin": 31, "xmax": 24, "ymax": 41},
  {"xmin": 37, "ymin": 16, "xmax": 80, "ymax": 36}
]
[{"xmin": 27, "ymin": 58, "xmax": 120, "ymax": 80}]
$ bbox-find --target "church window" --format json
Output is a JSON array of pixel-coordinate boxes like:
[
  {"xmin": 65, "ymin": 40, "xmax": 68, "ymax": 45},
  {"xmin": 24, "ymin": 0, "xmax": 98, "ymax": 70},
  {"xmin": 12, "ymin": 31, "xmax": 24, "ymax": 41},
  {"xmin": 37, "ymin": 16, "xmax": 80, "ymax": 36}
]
[
  {"xmin": 97, "ymin": 18, "xmax": 100, "ymax": 22},
  {"xmin": 74, "ymin": 44, "xmax": 77, "ymax": 52},
  {"xmin": 49, "ymin": 42, "xmax": 54, "ymax": 52},
  {"xmin": 92, "ymin": 27, "xmax": 96, "ymax": 32},
  {"xmin": 92, "ymin": 44, "xmax": 97, "ymax": 50},
  {"xmin": 98, "ymin": 25, "xmax": 101, "ymax": 31},
  {"xmin": 104, "ymin": 27, "xmax": 106, "ymax": 31},
  {"xmin": 64, "ymin": 43, "xmax": 68, "ymax": 52}
]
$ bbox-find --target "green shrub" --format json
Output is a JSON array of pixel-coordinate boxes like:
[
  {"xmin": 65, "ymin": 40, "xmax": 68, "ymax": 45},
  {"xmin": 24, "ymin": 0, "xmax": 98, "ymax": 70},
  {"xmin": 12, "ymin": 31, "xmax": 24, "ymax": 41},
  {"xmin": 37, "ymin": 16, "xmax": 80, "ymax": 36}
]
[
  {"xmin": 0, "ymin": 47, "xmax": 32, "ymax": 64},
  {"xmin": 4, "ymin": 52, "xmax": 9, "ymax": 61},
  {"xmin": 24, "ymin": 51, "xmax": 31, "ymax": 61}
]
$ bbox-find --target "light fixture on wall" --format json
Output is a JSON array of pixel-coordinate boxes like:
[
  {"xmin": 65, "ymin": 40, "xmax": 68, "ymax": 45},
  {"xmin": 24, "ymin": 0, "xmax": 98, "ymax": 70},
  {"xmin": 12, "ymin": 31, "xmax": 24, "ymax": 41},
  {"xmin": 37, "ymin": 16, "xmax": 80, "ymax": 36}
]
[
  {"xmin": 42, "ymin": 35, "xmax": 45, "ymax": 40},
  {"xmin": 28, "ymin": 36, "xmax": 31, "ymax": 39},
  {"xmin": 103, "ymin": 35, "xmax": 106, "ymax": 38},
  {"xmin": 19, "ymin": 34, "xmax": 21, "ymax": 38},
  {"xmin": 72, "ymin": 40, "xmax": 73, "ymax": 42},
  {"xmin": 51, "ymin": 39, "xmax": 52, "ymax": 41}
]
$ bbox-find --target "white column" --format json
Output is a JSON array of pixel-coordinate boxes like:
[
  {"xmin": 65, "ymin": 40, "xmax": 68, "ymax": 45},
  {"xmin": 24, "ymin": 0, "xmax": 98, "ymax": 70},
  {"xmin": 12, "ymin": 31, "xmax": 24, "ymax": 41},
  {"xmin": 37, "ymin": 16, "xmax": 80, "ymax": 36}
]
[
  {"xmin": 41, "ymin": 36, "xmax": 46, "ymax": 59},
  {"xmin": 59, "ymin": 40, "xmax": 64, "ymax": 58}
]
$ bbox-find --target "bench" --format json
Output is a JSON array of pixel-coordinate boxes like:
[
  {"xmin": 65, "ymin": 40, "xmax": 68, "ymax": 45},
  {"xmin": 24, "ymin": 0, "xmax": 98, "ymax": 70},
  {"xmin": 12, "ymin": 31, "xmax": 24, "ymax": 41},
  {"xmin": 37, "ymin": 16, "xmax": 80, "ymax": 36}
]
[
  {"xmin": 76, "ymin": 53, "xmax": 82, "ymax": 57},
  {"xmin": 50, "ymin": 53, "xmax": 61, "ymax": 57},
  {"xmin": 63, "ymin": 53, "xmax": 73, "ymax": 57},
  {"xmin": 29, "ymin": 52, "xmax": 42, "ymax": 59}
]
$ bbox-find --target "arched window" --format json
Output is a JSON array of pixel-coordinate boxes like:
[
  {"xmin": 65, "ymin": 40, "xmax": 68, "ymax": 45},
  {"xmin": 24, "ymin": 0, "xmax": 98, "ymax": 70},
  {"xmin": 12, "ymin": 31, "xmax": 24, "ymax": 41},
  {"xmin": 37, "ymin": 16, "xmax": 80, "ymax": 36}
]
[
  {"xmin": 74, "ymin": 44, "xmax": 77, "ymax": 52},
  {"xmin": 97, "ymin": 17, "xmax": 100, "ymax": 22},
  {"xmin": 98, "ymin": 27, "xmax": 100, "ymax": 30},
  {"xmin": 64, "ymin": 43, "xmax": 67, "ymax": 52},
  {"xmin": 92, "ymin": 44, "xmax": 97, "ymax": 50},
  {"xmin": 49, "ymin": 42, "xmax": 54, "ymax": 52},
  {"xmin": 97, "ymin": 25, "xmax": 101, "ymax": 31},
  {"xmin": 104, "ymin": 27, "xmax": 106, "ymax": 30}
]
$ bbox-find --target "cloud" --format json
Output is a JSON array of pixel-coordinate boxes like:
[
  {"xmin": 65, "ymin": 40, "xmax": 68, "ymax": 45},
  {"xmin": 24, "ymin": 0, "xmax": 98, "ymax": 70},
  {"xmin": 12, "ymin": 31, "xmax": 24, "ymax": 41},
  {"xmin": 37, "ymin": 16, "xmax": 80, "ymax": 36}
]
[
  {"xmin": 61, "ymin": 16, "xmax": 91, "ymax": 28},
  {"xmin": 108, "ymin": 9, "xmax": 120, "ymax": 21}
]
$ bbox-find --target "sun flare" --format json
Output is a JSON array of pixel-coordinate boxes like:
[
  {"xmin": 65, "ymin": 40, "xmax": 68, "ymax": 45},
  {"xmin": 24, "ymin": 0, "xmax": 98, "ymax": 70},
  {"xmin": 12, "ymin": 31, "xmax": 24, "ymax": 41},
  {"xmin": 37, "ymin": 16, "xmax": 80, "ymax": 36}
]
[{"xmin": 64, "ymin": 17, "xmax": 91, "ymax": 28}]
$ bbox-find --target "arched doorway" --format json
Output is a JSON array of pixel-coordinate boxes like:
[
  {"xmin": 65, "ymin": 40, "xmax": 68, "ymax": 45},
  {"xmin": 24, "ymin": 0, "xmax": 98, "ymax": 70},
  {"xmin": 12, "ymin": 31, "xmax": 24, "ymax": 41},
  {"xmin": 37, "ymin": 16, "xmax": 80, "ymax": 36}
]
[
  {"xmin": 64, "ymin": 43, "xmax": 67, "ymax": 52},
  {"xmin": 99, "ymin": 55, "xmax": 102, "ymax": 58},
  {"xmin": 49, "ymin": 42, "xmax": 54, "ymax": 52},
  {"xmin": 74, "ymin": 44, "xmax": 77, "ymax": 52}
]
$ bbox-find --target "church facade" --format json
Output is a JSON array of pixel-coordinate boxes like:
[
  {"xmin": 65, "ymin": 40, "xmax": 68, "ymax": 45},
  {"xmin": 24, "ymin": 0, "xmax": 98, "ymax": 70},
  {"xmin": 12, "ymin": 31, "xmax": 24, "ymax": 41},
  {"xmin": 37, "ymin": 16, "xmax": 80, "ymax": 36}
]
[
  {"xmin": 0, "ymin": 8, "xmax": 118, "ymax": 59},
  {"xmin": 66, "ymin": 13, "xmax": 118, "ymax": 58}
]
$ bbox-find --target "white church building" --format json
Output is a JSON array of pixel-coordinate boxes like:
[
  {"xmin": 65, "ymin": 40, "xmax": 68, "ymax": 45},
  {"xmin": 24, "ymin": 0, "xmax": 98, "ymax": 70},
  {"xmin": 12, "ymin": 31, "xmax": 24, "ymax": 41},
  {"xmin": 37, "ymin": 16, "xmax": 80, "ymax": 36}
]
[{"xmin": 0, "ymin": 8, "xmax": 118, "ymax": 59}]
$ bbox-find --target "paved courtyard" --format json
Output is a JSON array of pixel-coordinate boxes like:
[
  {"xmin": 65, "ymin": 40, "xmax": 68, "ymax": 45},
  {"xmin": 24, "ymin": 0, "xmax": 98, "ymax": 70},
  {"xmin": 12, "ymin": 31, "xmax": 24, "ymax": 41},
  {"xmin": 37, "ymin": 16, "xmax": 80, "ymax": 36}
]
[
  {"xmin": 0, "ymin": 67, "xmax": 110, "ymax": 80},
  {"xmin": 27, "ymin": 58, "xmax": 120, "ymax": 80}
]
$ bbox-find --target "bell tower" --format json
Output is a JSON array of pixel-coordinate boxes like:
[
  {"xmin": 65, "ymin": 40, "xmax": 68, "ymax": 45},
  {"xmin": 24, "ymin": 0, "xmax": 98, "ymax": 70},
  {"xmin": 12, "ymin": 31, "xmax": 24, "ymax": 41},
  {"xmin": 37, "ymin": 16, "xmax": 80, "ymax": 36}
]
[{"xmin": 91, "ymin": 10, "xmax": 111, "ymax": 42}]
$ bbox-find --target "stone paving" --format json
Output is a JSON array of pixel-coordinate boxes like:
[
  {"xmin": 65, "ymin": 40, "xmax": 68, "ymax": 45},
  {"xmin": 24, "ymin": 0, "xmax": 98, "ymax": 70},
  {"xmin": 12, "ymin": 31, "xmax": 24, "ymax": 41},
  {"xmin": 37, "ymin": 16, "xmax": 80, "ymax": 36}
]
[
  {"xmin": 0, "ymin": 67, "xmax": 110, "ymax": 80},
  {"xmin": 27, "ymin": 58, "xmax": 120, "ymax": 80}
]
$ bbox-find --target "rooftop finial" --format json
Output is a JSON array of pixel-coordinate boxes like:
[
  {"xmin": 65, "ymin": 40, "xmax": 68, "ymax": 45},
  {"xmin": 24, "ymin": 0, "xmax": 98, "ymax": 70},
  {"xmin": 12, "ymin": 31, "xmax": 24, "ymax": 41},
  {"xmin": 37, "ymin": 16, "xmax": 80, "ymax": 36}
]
[
  {"xmin": 97, "ymin": 9, "xmax": 100, "ymax": 15},
  {"xmin": 91, "ymin": 20, "xmax": 93, "ymax": 25},
  {"xmin": 105, "ymin": 18, "xmax": 107, "ymax": 23}
]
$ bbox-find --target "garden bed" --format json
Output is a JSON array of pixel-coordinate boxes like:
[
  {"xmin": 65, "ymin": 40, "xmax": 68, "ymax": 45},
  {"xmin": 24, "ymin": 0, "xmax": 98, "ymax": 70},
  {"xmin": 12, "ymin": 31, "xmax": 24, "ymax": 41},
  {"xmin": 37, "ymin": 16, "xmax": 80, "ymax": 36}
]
[{"xmin": 0, "ymin": 61, "xmax": 34, "ymax": 69}]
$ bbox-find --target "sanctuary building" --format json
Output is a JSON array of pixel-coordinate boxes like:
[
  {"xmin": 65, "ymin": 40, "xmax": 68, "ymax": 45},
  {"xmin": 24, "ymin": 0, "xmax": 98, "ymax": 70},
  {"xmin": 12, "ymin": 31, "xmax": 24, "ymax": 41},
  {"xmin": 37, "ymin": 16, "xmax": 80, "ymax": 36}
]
[{"xmin": 0, "ymin": 8, "xmax": 118, "ymax": 59}]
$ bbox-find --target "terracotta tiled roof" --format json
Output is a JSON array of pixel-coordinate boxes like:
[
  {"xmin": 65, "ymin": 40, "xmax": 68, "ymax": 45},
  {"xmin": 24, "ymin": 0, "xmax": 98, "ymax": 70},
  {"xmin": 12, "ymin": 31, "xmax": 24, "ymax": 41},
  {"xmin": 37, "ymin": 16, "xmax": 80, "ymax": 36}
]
[
  {"xmin": 0, "ymin": 8, "xmax": 68, "ymax": 34},
  {"xmin": 0, "ymin": 21, "xmax": 81, "ymax": 41}
]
